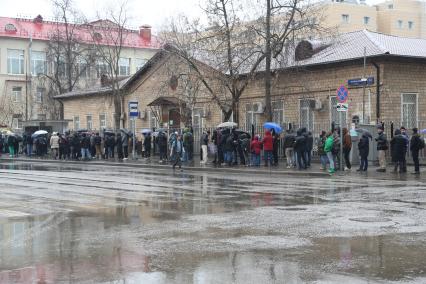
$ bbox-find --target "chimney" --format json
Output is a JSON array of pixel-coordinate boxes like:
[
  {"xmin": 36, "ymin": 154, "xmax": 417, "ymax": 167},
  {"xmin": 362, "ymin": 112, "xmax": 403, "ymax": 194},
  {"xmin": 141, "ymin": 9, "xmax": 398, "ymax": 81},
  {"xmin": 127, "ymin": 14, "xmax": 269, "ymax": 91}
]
[
  {"xmin": 33, "ymin": 15, "xmax": 43, "ymax": 24},
  {"xmin": 139, "ymin": 25, "xmax": 152, "ymax": 41}
]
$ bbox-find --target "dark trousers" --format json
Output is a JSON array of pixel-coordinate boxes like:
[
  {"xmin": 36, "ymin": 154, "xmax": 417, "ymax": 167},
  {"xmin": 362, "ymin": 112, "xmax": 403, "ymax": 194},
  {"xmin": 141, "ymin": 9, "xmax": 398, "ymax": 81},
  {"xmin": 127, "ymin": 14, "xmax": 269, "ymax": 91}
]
[
  {"xmin": 273, "ymin": 147, "xmax": 279, "ymax": 165},
  {"xmin": 412, "ymin": 150, "xmax": 420, "ymax": 173},
  {"xmin": 394, "ymin": 157, "xmax": 406, "ymax": 172},
  {"xmin": 305, "ymin": 150, "xmax": 311, "ymax": 167},
  {"xmin": 360, "ymin": 156, "xmax": 368, "ymax": 171},
  {"xmin": 159, "ymin": 146, "xmax": 167, "ymax": 160},
  {"xmin": 173, "ymin": 154, "xmax": 182, "ymax": 168},
  {"xmin": 343, "ymin": 148, "xmax": 351, "ymax": 169},
  {"xmin": 296, "ymin": 150, "xmax": 307, "ymax": 169},
  {"xmin": 123, "ymin": 146, "xmax": 128, "ymax": 158}
]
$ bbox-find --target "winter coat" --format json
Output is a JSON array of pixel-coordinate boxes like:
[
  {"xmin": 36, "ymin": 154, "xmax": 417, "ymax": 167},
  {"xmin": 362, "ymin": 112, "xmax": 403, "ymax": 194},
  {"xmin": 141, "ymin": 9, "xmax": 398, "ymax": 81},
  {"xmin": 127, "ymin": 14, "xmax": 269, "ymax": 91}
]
[
  {"xmin": 306, "ymin": 133, "xmax": 314, "ymax": 151},
  {"xmin": 358, "ymin": 135, "xmax": 370, "ymax": 158},
  {"xmin": 121, "ymin": 134, "xmax": 129, "ymax": 147},
  {"xmin": 94, "ymin": 135, "xmax": 102, "ymax": 145},
  {"xmin": 144, "ymin": 135, "xmax": 152, "ymax": 150},
  {"xmin": 324, "ymin": 136, "xmax": 334, "ymax": 153},
  {"xmin": 50, "ymin": 134, "xmax": 60, "ymax": 149},
  {"xmin": 343, "ymin": 129, "xmax": 352, "ymax": 150},
  {"xmin": 157, "ymin": 132, "xmax": 168, "ymax": 148},
  {"xmin": 81, "ymin": 136, "xmax": 91, "ymax": 149},
  {"xmin": 317, "ymin": 136, "xmax": 326, "ymax": 156},
  {"xmin": 7, "ymin": 135, "xmax": 16, "ymax": 146},
  {"xmin": 183, "ymin": 131, "xmax": 193, "ymax": 148},
  {"xmin": 201, "ymin": 133, "xmax": 209, "ymax": 146},
  {"xmin": 410, "ymin": 134, "xmax": 423, "ymax": 152},
  {"xmin": 224, "ymin": 135, "xmax": 234, "ymax": 152},
  {"xmin": 262, "ymin": 131, "xmax": 274, "ymax": 151},
  {"xmin": 283, "ymin": 133, "xmax": 296, "ymax": 149},
  {"xmin": 390, "ymin": 134, "xmax": 407, "ymax": 162},
  {"xmin": 171, "ymin": 139, "xmax": 183, "ymax": 156},
  {"xmin": 250, "ymin": 137, "xmax": 262, "ymax": 155},
  {"xmin": 294, "ymin": 131, "xmax": 306, "ymax": 152},
  {"xmin": 376, "ymin": 132, "xmax": 388, "ymax": 151}
]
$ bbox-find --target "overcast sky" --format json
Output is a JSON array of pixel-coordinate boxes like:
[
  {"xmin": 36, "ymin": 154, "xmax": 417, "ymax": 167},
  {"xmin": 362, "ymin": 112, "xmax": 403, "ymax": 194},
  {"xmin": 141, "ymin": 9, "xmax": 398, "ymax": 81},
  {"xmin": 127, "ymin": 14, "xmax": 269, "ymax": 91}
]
[{"xmin": 0, "ymin": 0, "xmax": 388, "ymax": 32}]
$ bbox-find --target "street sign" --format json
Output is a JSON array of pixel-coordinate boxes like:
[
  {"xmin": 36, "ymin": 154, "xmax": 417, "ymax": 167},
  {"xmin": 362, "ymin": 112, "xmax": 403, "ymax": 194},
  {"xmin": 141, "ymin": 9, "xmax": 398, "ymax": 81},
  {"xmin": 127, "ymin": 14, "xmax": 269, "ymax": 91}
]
[
  {"xmin": 336, "ymin": 85, "xmax": 349, "ymax": 103},
  {"xmin": 348, "ymin": 77, "xmax": 374, "ymax": 87},
  {"xmin": 337, "ymin": 103, "xmax": 348, "ymax": 112},
  {"xmin": 128, "ymin": 101, "xmax": 139, "ymax": 118}
]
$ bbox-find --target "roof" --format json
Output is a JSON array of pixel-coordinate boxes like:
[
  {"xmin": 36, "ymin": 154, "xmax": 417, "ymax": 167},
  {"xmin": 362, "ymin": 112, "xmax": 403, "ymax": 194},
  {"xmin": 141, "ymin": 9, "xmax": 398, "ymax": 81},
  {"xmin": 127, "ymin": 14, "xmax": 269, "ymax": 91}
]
[
  {"xmin": 147, "ymin": 96, "xmax": 182, "ymax": 107},
  {"xmin": 0, "ymin": 16, "xmax": 161, "ymax": 49},
  {"xmin": 281, "ymin": 29, "xmax": 426, "ymax": 69},
  {"xmin": 54, "ymin": 77, "xmax": 131, "ymax": 99}
]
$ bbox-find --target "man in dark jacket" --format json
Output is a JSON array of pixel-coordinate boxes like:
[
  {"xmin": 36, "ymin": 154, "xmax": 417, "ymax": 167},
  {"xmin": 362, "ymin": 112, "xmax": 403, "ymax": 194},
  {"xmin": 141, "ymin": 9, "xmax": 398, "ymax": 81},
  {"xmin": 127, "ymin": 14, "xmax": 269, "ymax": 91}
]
[
  {"xmin": 390, "ymin": 129, "xmax": 407, "ymax": 173},
  {"xmin": 375, "ymin": 126, "xmax": 388, "ymax": 172},
  {"xmin": 157, "ymin": 131, "xmax": 168, "ymax": 162},
  {"xmin": 294, "ymin": 129, "xmax": 307, "ymax": 170},
  {"xmin": 80, "ymin": 133, "xmax": 91, "ymax": 160},
  {"xmin": 342, "ymin": 128, "xmax": 352, "ymax": 170},
  {"xmin": 410, "ymin": 128, "xmax": 423, "ymax": 174},
  {"xmin": 116, "ymin": 133, "xmax": 123, "ymax": 159},
  {"xmin": 94, "ymin": 133, "xmax": 102, "ymax": 159},
  {"xmin": 357, "ymin": 133, "xmax": 370, "ymax": 172},
  {"xmin": 283, "ymin": 130, "xmax": 296, "ymax": 168},
  {"xmin": 305, "ymin": 131, "xmax": 313, "ymax": 168},
  {"xmin": 25, "ymin": 132, "xmax": 33, "ymax": 157}
]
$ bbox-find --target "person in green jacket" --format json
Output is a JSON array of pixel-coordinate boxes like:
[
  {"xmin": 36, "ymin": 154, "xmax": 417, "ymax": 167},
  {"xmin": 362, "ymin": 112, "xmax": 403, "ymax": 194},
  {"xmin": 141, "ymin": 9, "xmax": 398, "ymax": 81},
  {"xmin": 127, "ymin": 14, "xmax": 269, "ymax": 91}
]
[{"xmin": 324, "ymin": 132, "xmax": 335, "ymax": 174}]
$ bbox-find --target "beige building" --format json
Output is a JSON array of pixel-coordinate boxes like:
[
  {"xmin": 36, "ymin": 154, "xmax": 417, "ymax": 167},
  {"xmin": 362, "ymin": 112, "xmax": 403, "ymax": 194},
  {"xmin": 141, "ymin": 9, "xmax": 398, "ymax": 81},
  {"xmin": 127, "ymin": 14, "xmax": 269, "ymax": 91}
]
[
  {"xmin": 0, "ymin": 16, "xmax": 159, "ymax": 131},
  {"xmin": 56, "ymin": 30, "xmax": 426, "ymax": 142},
  {"xmin": 322, "ymin": 0, "xmax": 426, "ymax": 38}
]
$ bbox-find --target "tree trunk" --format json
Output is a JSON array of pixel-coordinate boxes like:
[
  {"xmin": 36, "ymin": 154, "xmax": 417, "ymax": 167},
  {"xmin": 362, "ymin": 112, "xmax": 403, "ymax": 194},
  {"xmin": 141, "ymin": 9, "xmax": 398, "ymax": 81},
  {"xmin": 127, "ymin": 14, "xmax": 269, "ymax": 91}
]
[{"xmin": 264, "ymin": 0, "xmax": 273, "ymax": 122}]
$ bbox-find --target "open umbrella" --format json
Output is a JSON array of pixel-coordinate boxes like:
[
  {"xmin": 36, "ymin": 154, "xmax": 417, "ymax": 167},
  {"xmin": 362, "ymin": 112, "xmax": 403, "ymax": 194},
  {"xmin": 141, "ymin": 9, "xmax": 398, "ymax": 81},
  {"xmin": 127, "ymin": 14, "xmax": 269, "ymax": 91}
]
[
  {"xmin": 33, "ymin": 130, "xmax": 48, "ymax": 136},
  {"xmin": 263, "ymin": 122, "xmax": 282, "ymax": 134},
  {"xmin": 420, "ymin": 129, "xmax": 426, "ymax": 134},
  {"xmin": 356, "ymin": 128, "xmax": 372, "ymax": 139},
  {"xmin": 217, "ymin": 121, "xmax": 238, "ymax": 128},
  {"xmin": 120, "ymin": 128, "xmax": 132, "ymax": 136},
  {"xmin": 141, "ymin": 129, "xmax": 151, "ymax": 134}
]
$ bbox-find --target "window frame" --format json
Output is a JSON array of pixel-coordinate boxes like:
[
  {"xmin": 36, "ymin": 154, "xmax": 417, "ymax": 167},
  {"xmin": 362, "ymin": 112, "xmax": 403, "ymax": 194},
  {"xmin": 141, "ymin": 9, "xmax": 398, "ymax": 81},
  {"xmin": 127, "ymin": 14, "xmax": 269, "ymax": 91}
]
[
  {"xmin": 363, "ymin": 16, "xmax": 370, "ymax": 25},
  {"xmin": 7, "ymin": 49, "xmax": 25, "ymax": 75},
  {"xmin": 99, "ymin": 113, "xmax": 107, "ymax": 130},
  {"xmin": 401, "ymin": 93, "xmax": 418, "ymax": 129},
  {"xmin": 35, "ymin": 87, "xmax": 45, "ymax": 103},
  {"xmin": 74, "ymin": 116, "xmax": 80, "ymax": 130},
  {"xmin": 341, "ymin": 14, "xmax": 350, "ymax": 24},
  {"xmin": 397, "ymin": 20, "xmax": 403, "ymax": 29},
  {"xmin": 272, "ymin": 100, "xmax": 284, "ymax": 126},
  {"xmin": 299, "ymin": 99, "xmax": 315, "ymax": 131},
  {"xmin": 31, "ymin": 51, "xmax": 47, "ymax": 75},
  {"xmin": 12, "ymin": 86, "xmax": 22, "ymax": 103},
  {"xmin": 135, "ymin": 58, "xmax": 147, "ymax": 71},
  {"xmin": 86, "ymin": 114, "xmax": 93, "ymax": 130},
  {"xmin": 118, "ymin": 57, "xmax": 130, "ymax": 76},
  {"xmin": 408, "ymin": 21, "xmax": 414, "ymax": 30}
]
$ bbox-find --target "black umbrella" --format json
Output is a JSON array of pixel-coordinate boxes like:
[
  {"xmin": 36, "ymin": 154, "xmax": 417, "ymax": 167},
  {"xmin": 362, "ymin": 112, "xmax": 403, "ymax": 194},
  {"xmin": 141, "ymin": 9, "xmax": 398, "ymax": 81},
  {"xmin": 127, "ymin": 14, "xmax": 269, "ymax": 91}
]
[{"xmin": 356, "ymin": 128, "xmax": 372, "ymax": 139}]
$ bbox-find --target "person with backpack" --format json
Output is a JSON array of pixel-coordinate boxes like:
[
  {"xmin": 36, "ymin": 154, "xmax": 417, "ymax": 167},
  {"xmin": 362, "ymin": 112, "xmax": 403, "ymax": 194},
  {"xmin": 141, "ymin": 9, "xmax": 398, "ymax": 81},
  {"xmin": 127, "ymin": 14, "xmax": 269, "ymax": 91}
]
[
  {"xmin": 171, "ymin": 134, "xmax": 183, "ymax": 170},
  {"xmin": 283, "ymin": 129, "xmax": 296, "ymax": 168},
  {"xmin": 324, "ymin": 131, "xmax": 335, "ymax": 174},
  {"xmin": 410, "ymin": 127, "xmax": 424, "ymax": 175},
  {"xmin": 375, "ymin": 126, "xmax": 388, "ymax": 172}
]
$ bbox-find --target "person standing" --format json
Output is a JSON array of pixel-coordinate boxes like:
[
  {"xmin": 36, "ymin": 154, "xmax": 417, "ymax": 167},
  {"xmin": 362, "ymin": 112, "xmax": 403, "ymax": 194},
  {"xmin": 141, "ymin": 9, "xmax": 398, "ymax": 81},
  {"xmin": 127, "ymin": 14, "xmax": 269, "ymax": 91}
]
[
  {"xmin": 171, "ymin": 134, "xmax": 183, "ymax": 170},
  {"xmin": 250, "ymin": 135, "xmax": 262, "ymax": 167},
  {"xmin": 25, "ymin": 132, "xmax": 33, "ymax": 157},
  {"xmin": 318, "ymin": 131, "xmax": 328, "ymax": 170},
  {"xmin": 305, "ymin": 131, "xmax": 313, "ymax": 168},
  {"xmin": 200, "ymin": 130, "xmax": 210, "ymax": 164},
  {"xmin": 144, "ymin": 133, "xmax": 152, "ymax": 158},
  {"xmin": 410, "ymin": 128, "xmax": 424, "ymax": 175},
  {"xmin": 157, "ymin": 131, "xmax": 168, "ymax": 162},
  {"xmin": 324, "ymin": 132, "xmax": 335, "ymax": 174},
  {"xmin": 294, "ymin": 129, "xmax": 307, "ymax": 170},
  {"xmin": 122, "ymin": 133, "xmax": 129, "ymax": 160},
  {"xmin": 50, "ymin": 132, "xmax": 60, "ymax": 160},
  {"xmin": 400, "ymin": 126, "xmax": 409, "ymax": 172},
  {"xmin": 390, "ymin": 129, "xmax": 407, "ymax": 173},
  {"xmin": 357, "ymin": 133, "xmax": 370, "ymax": 172},
  {"xmin": 262, "ymin": 130, "xmax": 274, "ymax": 167},
  {"xmin": 7, "ymin": 134, "xmax": 16, "ymax": 158},
  {"xmin": 283, "ymin": 130, "xmax": 296, "ymax": 168},
  {"xmin": 342, "ymin": 128, "xmax": 352, "ymax": 171},
  {"xmin": 94, "ymin": 133, "xmax": 102, "ymax": 159},
  {"xmin": 80, "ymin": 133, "xmax": 91, "ymax": 161},
  {"xmin": 272, "ymin": 129, "xmax": 280, "ymax": 166},
  {"xmin": 376, "ymin": 126, "xmax": 388, "ymax": 172},
  {"xmin": 116, "ymin": 133, "xmax": 123, "ymax": 160}
]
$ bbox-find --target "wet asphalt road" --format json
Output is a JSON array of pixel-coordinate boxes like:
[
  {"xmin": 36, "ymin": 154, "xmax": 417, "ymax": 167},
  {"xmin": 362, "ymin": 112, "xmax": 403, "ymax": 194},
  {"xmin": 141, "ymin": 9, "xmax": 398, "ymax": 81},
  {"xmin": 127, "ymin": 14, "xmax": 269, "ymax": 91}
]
[{"xmin": 0, "ymin": 160, "xmax": 425, "ymax": 284}]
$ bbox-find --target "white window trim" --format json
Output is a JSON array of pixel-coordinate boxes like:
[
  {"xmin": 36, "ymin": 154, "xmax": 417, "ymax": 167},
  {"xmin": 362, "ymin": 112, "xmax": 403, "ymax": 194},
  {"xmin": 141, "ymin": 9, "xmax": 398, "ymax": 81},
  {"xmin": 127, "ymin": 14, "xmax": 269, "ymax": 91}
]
[
  {"xmin": 74, "ymin": 116, "xmax": 80, "ymax": 130},
  {"xmin": 299, "ymin": 98, "xmax": 315, "ymax": 130},
  {"xmin": 7, "ymin": 49, "xmax": 25, "ymax": 75},
  {"xmin": 99, "ymin": 113, "xmax": 107, "ymax": 130},
  {"xmin": 272, "ymin": 100, "xmax": 285, "ymax": 125},
  {"xmin": 86, "ymin": 114, "xmax": 93, "ymax": 130},
  {"xmin": 401, "ymin": 93, "xmax": 418, "ymax": 128}
]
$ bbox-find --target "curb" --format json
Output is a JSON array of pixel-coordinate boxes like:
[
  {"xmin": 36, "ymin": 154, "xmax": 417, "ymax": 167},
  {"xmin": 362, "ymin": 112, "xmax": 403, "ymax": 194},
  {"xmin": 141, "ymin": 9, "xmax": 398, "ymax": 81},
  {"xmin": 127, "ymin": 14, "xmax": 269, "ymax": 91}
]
[{"xmin": 0, "ymin": 157, "xmax": 330, "ymax": 177}]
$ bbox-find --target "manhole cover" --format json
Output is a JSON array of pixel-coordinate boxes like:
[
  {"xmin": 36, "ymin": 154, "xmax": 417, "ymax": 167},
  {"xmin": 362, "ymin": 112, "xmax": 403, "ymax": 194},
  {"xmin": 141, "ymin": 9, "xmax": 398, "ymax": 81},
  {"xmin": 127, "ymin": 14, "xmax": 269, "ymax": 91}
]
[{"xmin": 349, "ymin": 217, "xmax": 392, "ymax": 223}]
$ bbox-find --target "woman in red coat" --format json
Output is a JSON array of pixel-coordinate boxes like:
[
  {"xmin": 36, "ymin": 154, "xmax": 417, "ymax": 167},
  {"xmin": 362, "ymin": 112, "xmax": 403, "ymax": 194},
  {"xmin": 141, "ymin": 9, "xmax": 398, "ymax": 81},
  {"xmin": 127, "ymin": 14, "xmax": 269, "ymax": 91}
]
[
  {"xmin": 262, "ymin": 130, "xmax": 274, "ymax": 166},
  {"xmin": 250, "ymin": 135, "xmax": 262, "ymax": 167}
]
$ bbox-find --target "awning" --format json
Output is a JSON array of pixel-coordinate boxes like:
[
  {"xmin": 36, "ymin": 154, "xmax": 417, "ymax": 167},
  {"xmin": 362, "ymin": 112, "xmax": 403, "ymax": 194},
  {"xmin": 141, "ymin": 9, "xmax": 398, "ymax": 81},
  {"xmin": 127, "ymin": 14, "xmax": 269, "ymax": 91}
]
[{"xmin": 147, "ymin": 96, "xmax": 183, "ymax": 107}]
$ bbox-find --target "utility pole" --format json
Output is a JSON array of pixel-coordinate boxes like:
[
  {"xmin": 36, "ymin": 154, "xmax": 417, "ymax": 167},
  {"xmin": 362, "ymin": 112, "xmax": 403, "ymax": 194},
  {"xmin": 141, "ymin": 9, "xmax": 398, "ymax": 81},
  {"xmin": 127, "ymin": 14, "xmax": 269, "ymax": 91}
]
[{"xmin": 362, "ymin": 47, "xmax": 367, "ymax": 123}]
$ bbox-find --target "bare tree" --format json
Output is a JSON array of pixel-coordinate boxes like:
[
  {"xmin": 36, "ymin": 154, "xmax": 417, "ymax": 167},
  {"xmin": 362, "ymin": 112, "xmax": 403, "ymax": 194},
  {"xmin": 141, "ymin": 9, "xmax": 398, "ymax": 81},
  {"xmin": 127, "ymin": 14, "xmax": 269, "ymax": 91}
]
[
  {"xmin": 44, "ymin": 0, "xmax": 97, "ymax": 119},
  {"xmin": 86, "ymin": 1, "xmax": 130, "ymax": 130},
  {"xmin": 162, "ymin": 0, "xmax": 328, "ymax": 123}
]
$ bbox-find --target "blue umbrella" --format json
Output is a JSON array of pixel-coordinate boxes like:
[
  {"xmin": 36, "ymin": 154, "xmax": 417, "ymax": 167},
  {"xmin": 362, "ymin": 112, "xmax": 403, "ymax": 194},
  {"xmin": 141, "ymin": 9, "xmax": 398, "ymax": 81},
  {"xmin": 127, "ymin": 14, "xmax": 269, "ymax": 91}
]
[
  {"xmin": 263, "ymin": 122, "xmax": 282, "ymax": 134},
  {"xmin": 420, "ymin": 129, "xmax": 426, "ymax": 134}
]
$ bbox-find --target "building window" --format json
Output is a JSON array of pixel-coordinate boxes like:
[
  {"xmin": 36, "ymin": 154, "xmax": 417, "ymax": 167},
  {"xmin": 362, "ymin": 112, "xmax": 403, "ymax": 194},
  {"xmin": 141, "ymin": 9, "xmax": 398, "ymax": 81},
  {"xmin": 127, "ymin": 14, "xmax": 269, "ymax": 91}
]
[
  {"xmin": 57, "ymin": 58, "xmax": 69, "ymax": 78},
  {"xmin": 341, "ymin": 14, "xmax": 350, "ymax": 24},
  {"xmin": 35, "ymin": 87, "xmax": 44, "ymax": 103},
  {"xmin": 330, "ymin": 97, "xmax": 347, "ymax": 128},
  {"xmin": 119, "ymin": 57, "xmax": 130, "ymax": 76},
  {"xmin": 397, "ymin": 20, "xmax": 403, "ymax": 29},
  {"xmin": 12, "ymin": 87, "xmax": 22, "ymax": 102},
  {"xmin": 31, "ymin": 51, "xmax": 46, "ymax": 75},
  {"xmin": 7, "ymin": 49, "xmax": 24, "ymax": 74},
  {"xmin": 272, "ymin": 100, "xmax": 284, "ymax": 125},
  {"xmin": 97, "ymin": 60, "xmax": 109, "ymax": 78},
  {"xmin": 300, "ymin": 99, "xmax": 314, "ymax": 131},
  {"xmin": 86, "ymin": 115, "xmax": 93, "ymax": 130},
  {"xmin": 99, "ymin": 114, "xmax": 106, "ymax": 130},
  {"xmin": 148, "ymin": 110, "xmax": 159, "ymax": 129},
  {"xmin": 77, "ymin": 57, "xmax": 89, "ymax": 78},
  {"xmin": 74, "ymin": 116, "xmax": 80, "ymax": 130},
  {"xmin": 245, "ymin": 103, "xmax": 258, "ymax": 129},
  {"xmin": 388, "ymin": 4, "xmax": 393, "ymax": 9},
  {"xmin": 401, "ymin": 93, "xmax": 417, "ymax": 129},
  {"xmin": 363, "ymin": 17, "xmax": 370, "ymax": 25},
  {"xmin": 408, "ymin": 21, "xmax": 414, "ymax": 30},
  {"xmin": 12, "ymin": 118, "xmax": 23, "ymax": 129},
  {"xmin": 135, "ymin": 58, "xmax": 147, "ymax": 71}
]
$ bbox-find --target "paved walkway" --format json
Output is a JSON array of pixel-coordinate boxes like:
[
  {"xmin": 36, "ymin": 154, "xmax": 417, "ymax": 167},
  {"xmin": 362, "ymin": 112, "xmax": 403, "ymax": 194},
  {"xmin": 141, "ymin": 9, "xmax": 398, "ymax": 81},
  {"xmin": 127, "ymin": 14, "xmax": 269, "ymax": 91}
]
[{"xmin": 1, "ymin": 154, "xmax": 424, "ymax": 180}]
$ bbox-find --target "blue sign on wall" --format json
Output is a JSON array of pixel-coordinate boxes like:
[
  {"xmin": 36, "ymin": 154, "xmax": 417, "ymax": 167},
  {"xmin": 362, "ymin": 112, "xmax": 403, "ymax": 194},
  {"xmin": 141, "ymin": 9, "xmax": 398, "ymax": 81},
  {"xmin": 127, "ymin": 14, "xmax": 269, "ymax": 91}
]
[
  {"xmin": 129, "ymin": 101, "xmax": 139, "ymax": 118},
  {"xmin": 348, "ymin": 77, "xmax": 375, "ymax": 87}
]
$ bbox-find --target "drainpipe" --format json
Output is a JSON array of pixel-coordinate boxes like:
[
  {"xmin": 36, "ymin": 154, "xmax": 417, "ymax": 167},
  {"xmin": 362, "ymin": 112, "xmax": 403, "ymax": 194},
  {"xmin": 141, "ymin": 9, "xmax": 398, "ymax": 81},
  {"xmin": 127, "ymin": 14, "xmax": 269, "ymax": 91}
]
[{"xmin": 372, "ymin": 62, "xmax": 380, "ymax": 123}]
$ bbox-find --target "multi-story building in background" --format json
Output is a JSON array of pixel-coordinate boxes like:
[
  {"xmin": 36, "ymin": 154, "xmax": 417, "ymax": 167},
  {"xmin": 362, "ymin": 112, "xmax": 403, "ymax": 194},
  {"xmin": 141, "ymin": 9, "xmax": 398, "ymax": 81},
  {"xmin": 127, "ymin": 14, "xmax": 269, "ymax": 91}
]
[
  {"xmin": 0, "ymin": 15, "xmax": 159, "ymax": 131},
  {"xmin": 322, "ymin": 0, "xmax": 426, "ymax": 38}
]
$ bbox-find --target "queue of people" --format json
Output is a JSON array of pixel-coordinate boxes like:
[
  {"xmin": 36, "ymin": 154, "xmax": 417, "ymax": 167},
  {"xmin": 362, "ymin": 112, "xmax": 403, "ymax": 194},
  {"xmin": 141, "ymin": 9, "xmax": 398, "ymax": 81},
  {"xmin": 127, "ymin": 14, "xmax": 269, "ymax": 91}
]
[{"xmin": 1, "ymin": 124, "xmax": 424, "ymax": 174}]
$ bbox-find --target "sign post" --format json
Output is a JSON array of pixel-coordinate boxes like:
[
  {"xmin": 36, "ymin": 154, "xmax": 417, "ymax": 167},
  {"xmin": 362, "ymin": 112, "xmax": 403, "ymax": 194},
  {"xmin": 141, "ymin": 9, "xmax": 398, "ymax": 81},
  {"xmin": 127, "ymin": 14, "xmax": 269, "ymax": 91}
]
[
  {"xmin": 129, "ymin": 101, "xmax": 139, "ymax": 160},
  {"xmin": 336, "ymin": 85, "xmax": 349, "ymax": 172}
]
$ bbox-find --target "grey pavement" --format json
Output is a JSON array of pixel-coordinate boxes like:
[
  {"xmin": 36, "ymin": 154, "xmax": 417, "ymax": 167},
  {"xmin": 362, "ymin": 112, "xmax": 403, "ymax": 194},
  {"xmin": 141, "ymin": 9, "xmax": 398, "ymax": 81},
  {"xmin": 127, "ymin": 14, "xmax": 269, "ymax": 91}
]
[{"xmin": 0, "ymin": 160, "xmax": 424, "ymax": 283}]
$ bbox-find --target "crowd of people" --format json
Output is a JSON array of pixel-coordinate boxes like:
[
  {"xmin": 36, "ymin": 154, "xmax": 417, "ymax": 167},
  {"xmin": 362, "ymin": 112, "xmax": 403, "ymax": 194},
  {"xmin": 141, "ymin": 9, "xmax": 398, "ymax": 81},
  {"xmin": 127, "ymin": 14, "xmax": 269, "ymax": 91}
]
[{"xmin": 0, "ymin": 124, "xmax": 424, "ymax": 174}]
